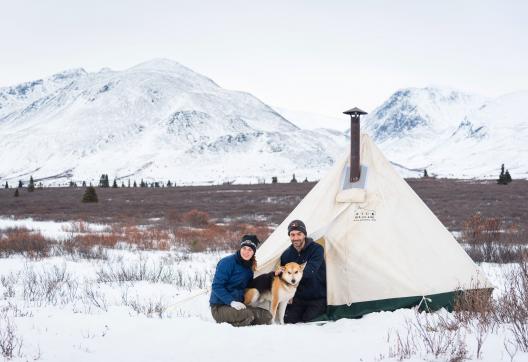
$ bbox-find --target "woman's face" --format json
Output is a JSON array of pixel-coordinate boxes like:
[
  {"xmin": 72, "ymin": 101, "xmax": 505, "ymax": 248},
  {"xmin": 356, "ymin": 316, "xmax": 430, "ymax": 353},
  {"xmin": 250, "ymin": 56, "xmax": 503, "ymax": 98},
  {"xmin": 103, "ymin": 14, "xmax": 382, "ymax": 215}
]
[{"xmin": 240, "ymin": 246, "xmax": 254, "ymax": 261}]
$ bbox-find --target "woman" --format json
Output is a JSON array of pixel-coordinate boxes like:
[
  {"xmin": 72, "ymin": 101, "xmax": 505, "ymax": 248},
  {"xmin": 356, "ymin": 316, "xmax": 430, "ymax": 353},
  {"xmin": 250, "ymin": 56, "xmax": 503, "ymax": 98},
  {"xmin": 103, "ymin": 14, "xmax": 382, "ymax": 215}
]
[{"xmin": 210, "ymin": 234, "xmax": 272, "ymax": 326}]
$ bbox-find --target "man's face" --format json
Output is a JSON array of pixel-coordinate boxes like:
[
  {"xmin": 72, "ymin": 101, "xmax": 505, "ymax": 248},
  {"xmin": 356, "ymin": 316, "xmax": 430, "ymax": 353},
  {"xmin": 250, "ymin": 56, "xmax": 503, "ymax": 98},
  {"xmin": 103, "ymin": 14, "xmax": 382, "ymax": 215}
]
[{"xmin": 289, "ymin": 230, "xmax": 305, "ymax": 250}]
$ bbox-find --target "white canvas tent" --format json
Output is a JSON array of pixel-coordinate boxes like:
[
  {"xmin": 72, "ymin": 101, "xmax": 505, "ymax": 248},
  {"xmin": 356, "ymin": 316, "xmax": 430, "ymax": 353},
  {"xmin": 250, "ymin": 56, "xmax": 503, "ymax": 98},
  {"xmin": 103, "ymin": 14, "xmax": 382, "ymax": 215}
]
[{"xmin": 255, "ymin": 134, "xmax": 492, "ymax": 319}]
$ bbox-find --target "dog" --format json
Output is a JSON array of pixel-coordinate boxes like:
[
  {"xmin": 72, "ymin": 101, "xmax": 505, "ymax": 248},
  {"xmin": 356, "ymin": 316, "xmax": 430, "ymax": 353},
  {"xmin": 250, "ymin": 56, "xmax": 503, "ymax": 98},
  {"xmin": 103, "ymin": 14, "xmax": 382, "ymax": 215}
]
[{"xmin": 244, "ymin": 262, "xmax": 306, "ymax": 324}]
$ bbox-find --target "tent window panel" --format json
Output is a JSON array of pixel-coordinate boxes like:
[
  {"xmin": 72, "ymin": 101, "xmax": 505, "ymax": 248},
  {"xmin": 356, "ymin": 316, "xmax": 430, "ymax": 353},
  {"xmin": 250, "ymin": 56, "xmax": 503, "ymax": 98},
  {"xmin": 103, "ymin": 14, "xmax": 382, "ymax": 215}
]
[{"xmin": 314, "ymin": 237, "xmax": 326, "ymax": 249}]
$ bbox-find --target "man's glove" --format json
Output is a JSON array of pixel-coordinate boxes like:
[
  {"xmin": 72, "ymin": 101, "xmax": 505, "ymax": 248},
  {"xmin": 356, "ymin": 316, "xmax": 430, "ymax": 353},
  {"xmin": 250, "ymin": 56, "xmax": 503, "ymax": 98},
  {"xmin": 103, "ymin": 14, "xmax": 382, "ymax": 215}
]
[{"xmin": 230, "ymin": 301, "xmax": 246, "ymax": 310}]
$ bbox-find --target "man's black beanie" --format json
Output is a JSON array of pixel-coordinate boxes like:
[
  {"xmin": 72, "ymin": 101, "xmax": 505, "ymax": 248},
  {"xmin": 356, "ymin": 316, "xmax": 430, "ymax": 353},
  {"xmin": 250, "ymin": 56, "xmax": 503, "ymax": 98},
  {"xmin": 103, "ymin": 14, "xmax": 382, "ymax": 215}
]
[
  {"xmin": 240, "ymin": 234, "xmax": 259, "ymax": 253},
  {"xmin": 287, "ymin": 220, "xmax": 307, "ymax": 236}
]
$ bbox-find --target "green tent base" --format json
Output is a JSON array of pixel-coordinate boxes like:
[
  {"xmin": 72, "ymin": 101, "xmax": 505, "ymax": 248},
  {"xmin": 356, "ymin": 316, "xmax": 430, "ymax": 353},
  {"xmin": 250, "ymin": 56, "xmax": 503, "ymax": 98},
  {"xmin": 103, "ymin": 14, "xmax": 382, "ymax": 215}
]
[{"xmin": 314, "ymin": 288, "xmax": 493, "ymax": 321}]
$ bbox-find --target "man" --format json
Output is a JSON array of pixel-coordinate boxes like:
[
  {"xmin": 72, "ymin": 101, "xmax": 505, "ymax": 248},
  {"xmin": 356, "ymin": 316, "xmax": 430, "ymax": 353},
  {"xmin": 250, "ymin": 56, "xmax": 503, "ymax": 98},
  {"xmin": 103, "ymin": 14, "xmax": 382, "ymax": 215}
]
[
  {"xmin": 210, "ymin": 234, "xmax": 272, "ymax": 327},
  {"xmin": 280, "ymin": 219, "xmax": 327, "ymax": 323}
]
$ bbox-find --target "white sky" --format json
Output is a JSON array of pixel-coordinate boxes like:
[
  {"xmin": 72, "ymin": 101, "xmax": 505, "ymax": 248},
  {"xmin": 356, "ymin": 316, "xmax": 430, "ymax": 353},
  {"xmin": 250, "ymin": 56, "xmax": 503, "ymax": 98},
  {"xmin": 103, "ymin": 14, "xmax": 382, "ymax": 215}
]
[{"xmin": 1, "ymin": 0, "xmax": 527, "ymax": 117}]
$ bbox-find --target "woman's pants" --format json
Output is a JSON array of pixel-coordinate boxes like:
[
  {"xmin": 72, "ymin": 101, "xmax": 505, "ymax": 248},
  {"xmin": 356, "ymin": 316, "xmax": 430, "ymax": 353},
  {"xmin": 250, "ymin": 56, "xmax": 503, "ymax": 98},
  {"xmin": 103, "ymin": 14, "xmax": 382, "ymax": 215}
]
[{"xmin": 211, "ymin": 305, "xmax": 272, "ymax": 327}]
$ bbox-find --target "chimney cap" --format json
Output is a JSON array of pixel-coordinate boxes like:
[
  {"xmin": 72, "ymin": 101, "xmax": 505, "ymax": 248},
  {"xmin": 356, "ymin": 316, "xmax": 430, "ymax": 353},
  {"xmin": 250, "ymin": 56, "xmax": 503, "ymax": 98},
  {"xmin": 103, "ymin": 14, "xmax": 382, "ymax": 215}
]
[{"xmin": 343, "ymin": 107, "xmax": 368, "ymax": 116}]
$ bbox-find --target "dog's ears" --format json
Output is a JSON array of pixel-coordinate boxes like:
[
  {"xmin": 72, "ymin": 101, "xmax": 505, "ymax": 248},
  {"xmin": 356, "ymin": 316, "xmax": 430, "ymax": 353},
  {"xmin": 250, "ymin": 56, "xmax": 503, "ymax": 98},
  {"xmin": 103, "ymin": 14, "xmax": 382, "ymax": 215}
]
[{"xmin": 300, "ymin": 262, "xmax": 307, "ymax": 271}]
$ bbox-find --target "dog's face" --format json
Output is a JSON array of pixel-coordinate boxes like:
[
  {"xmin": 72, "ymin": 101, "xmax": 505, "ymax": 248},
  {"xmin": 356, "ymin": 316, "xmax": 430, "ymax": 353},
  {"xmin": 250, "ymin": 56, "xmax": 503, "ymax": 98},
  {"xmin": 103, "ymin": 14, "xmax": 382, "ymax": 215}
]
[{"xmin": 280, "ymin": 262, "xmax": 306, "ymax": 286}]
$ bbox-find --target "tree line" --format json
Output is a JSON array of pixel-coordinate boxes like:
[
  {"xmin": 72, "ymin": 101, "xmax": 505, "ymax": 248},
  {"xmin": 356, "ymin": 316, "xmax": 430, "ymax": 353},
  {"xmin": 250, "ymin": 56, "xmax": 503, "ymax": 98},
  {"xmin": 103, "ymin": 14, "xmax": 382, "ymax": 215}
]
[{"xmin": 4, "ymin": 165, "xmax": 515, "ymax": 201}]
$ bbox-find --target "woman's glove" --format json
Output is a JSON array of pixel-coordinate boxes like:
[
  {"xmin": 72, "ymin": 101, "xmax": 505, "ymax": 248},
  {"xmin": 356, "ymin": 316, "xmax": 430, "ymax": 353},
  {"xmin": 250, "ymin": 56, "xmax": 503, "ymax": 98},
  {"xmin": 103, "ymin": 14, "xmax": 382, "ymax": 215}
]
[{"xmin": 230, "ymin": 301, "xmax": 246, "ymax": 310}]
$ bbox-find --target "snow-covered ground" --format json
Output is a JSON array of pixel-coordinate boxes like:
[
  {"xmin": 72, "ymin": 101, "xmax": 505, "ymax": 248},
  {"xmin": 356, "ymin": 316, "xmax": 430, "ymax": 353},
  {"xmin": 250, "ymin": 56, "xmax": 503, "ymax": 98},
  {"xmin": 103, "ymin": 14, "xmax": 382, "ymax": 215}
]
[{"xmin": 1, "ymin": 218, "xmax": 527, "ymax": 361}]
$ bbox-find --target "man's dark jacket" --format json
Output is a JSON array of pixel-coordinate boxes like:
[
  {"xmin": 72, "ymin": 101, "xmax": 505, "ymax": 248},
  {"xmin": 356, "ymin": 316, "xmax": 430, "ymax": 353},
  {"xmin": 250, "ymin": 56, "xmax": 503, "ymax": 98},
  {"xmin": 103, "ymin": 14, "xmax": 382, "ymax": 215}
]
[{"xmin": 280, "ymin": 238, "xmax": 326, "ymax": 301}]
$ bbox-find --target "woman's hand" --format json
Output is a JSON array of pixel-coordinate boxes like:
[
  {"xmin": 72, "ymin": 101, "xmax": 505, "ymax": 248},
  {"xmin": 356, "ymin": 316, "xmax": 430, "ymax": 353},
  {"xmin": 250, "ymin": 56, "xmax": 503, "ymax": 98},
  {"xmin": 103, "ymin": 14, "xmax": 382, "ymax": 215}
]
[
  {"xmin": 274, "ymin": 266, "xmax": 285, "ymax": 276},
  {"xmin": 230, "ymin": 301, "xmax": 246, "ymax": 310}
]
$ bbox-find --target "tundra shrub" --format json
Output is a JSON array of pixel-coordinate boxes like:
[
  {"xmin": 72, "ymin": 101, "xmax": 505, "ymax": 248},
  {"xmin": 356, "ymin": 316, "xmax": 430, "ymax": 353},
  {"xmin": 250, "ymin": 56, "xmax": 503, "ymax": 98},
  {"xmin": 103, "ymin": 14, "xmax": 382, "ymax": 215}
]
[{"xmin": 82, "ymin": 186, "xmax": 98, "ymax": 203}]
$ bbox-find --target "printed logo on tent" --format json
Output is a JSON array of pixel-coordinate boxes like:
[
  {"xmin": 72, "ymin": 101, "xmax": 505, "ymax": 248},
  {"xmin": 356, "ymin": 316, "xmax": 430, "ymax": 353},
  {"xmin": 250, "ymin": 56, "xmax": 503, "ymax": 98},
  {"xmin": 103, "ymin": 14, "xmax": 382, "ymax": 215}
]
[{"xmin": 353, "ymin": 207, "xmax": 376, "ymax": 222}]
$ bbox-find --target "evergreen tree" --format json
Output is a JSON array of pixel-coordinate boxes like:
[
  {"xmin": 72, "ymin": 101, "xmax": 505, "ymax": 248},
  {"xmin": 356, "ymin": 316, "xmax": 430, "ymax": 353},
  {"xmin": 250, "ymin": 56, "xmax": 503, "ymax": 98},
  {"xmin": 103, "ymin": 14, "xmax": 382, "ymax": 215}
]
[
  {"xmin": 133, "ymin": 180, "xmax": 137, "ymax": 187},
  {"xmin": 121, "ymin": 181, "xmax": 125, "ymax": 188},
  {"xmin": 167, "ymin": 180, "xmax": 172, "ymax": 187},
  {"xmin": 127, "ymin": 179, "xmax": 131, "ymax": 188},
  {"xmin": 140, "ymin": 179, "xmax": 146, "ymax": 187},
  {"xmin": 99, "ymin": 174, "xmax": 110, "ymax": 187},
  {"xmin": 303, "ymin": 177, "xmax": 309, "ymax": 183},
  {"xmin": 423, "ymin": 169, "xmax": 429, "ymax": 178},
  {"xmin": 14, "ymin": 188, "xmax": 19, "ymax": 197},
  {"xmin": 18, "ymin": 180, "xmax": 23, "ymax": 188},
  {"xmin": 4, "ymin": 182, "xmax": 8, "ymax": 189},
  {"xmin": 290, "ymin": 173, "xmax": 297, "ymax": 183},
  {"xmin": 82, "ymin": 186, "xmax": 98, "ymax": 203},
  {"xmin": 82, "ymin": 181, "xmax": 86, "ymax": 187},
  {"xmin": 498, "ymin": 164, "xmax": 507, "ymax": 185},
  {"xmin": 272, "ymin": 176, "xmax": 278, "ymax": 184},
  {"xmin": 28, "ymin": 176, "xmax": 35, "ymax": 192},
  {"xmin": 112, "ymin": 179, "xmax": 118, "ymax": 188},
  {"xmin": 505, "ymin": 170, "xmax": 512, "ymax": 184}
]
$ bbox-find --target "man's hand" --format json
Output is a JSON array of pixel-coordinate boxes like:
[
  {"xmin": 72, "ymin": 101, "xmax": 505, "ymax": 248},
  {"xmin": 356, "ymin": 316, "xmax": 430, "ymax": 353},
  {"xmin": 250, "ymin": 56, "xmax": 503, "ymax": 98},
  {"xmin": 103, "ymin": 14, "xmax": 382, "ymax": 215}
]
[
  {"xmin": 230, "ymin": 301, "xmax": 246, "ymax": 310},
  {"xmin": 274, "ymin": 266, "xmax": 285, "ymax": 276}
]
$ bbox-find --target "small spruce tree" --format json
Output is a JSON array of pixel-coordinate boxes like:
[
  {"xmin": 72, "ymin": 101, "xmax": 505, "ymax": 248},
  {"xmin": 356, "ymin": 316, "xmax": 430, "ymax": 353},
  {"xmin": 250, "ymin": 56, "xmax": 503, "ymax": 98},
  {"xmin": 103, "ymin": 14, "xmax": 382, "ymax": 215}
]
[
  {"xmin": 272, "ymin": 176, "xmax": 278, "ymax": 184},
  {"xmin": 18, "ymin": 180, "xmax": 23, "ymax": 188},
  {"xmin": 290, "ymin": 173, "xmax": 297, "ymax": 183},
  {"xmin": 82, "ymin": 181, "xmax": 87, "ymax": 187},
  {"xmin": 423, "ymin": 169, "xmax": 429, "ymax": 178},
  {"xmin": 28, "ymin": 176, "xmax": 35, "ymax": 192},
  {"xmin": 82, "ymin": 186, "xmax": 98, "ymax": 203},
  {"xmin": 505, "ymin": 170, "xmax": 512, "ymax": 184},
  {"xmin": 112, "ymin": 179, "xmax": 118, "ymax": 188},
  {"xmin": 133, "ymin": 180, "xmax": 137, "ymax": 187},
  {"xmin": 4, "ymin": 182, "xmax": 8, "ymax": 189},
  {"xmin": 498, "ymin": 164, "xmax": 507, "ymax": 185},
  {"xmin": 167, "ymin": 180, "xmax": 172, "ymax": 187},
  {"xmin": 99, "ymin": 174, "xmax": 110, "ymax": 187}
]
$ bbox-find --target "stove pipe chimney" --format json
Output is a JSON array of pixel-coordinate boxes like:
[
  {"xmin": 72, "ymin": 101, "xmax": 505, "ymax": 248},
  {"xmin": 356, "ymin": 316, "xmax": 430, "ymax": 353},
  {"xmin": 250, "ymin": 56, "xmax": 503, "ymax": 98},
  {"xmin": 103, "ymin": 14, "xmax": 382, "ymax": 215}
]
[{"xmin": 343, "ymin": 107, "xmax": 368, "ymax": 183}]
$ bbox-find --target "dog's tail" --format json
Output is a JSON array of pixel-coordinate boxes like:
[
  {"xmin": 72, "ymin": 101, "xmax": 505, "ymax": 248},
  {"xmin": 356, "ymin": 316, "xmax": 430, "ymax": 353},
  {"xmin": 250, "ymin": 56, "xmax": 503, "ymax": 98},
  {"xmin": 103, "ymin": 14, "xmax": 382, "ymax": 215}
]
[{"xmin": 243, "ymin": 288, "xmax": 260, "ymax": 306}]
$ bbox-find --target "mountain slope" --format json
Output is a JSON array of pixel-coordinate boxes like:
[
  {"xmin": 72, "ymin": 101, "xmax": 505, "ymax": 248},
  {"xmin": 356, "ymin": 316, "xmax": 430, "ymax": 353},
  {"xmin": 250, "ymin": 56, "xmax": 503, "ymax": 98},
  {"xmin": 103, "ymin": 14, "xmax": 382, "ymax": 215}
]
[
  {"xmin": 363, "ymin": 87, "xmax": 527, "ymax": 178},
  {"xmin": 1, "ymin": 62, "xmax": 526, "ymax": 184},
  {"xmin": 0, "ymin": 59, "xmax": 347, "ymax": 185}
]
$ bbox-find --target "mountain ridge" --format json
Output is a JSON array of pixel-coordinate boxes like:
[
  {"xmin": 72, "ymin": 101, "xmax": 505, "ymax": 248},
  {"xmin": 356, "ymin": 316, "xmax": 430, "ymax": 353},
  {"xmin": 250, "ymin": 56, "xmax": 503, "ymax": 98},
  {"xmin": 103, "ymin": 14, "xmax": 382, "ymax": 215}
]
[{"xmin": 1, "ymin": 60, "xmax": 526, "ymax": 184}]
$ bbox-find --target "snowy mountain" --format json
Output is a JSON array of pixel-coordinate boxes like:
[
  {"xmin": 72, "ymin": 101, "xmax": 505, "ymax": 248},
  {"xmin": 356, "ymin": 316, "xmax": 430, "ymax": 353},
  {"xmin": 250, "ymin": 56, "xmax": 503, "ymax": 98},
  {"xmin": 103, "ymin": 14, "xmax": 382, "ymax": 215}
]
[
  {"xmin": 362, "ymin": 87, "xmax": 528, "ymax": 179},
  {"xmin": 1, "ymin": 61, "xmax": 525, "ymax": 185},
  {"xmin": 0, "ymin": 59, "xmax": 348, "ymax": 185}
]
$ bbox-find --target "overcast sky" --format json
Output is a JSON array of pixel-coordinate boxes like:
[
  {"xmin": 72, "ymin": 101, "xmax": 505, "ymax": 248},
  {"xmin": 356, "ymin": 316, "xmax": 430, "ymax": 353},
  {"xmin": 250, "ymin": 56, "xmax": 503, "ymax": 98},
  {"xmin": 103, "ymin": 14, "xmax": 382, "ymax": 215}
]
[{"xmin": 1, "ymin": 0, "xmax": 527, "ymax": 118}]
